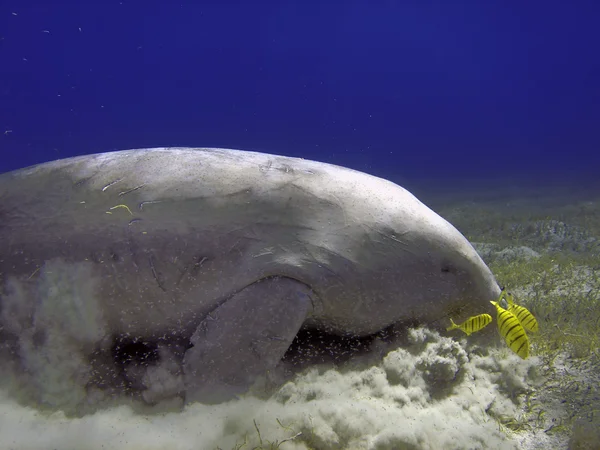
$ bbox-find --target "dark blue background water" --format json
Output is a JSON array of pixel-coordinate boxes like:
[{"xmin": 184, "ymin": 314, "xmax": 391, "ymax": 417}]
[{"xmin": 1, "ymin": 2, "xmax": 599, "ymax": 185}]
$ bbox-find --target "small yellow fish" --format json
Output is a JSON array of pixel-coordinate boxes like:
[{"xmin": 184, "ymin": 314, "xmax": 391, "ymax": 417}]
[
  {"xmin": 506, "ymin": 292, "xmax": 539, "ymax": 333},
  {"xmin": 490, "ymin": 300, "xmax": 529, "ymax": 359},
  {"xmin": 447, "ymin": 314, "xmax": 492, "ymax": 336}
]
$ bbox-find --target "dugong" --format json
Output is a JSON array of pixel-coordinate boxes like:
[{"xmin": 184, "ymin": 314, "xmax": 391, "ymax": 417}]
[{"xmin": 0, "ymin": 147, "xmax": 500, "ymax": 409}]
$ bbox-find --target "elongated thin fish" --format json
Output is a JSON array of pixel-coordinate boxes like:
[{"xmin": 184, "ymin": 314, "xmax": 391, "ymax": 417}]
[
  {"xmin": 447, "ymin": 314, "xmax": 492, "ymax": 336},
  {"xmin": 506, "ymin": 292, "xmax": 539, "ymax": 332},
  {"xmin": 490, "ymin": 300, "xmax": 529, "ymax": 359}
]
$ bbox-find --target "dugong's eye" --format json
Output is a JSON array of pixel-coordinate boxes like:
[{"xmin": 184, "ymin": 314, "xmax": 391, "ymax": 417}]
[{"xmin": 441, "ymin": 264, "xmax": 453, "ymax": 274}]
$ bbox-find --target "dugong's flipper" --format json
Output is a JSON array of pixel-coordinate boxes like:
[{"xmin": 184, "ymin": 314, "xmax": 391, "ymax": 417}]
[{"xmin": 183, "ymin": 277, "xmax": 314, "ymax": 404}]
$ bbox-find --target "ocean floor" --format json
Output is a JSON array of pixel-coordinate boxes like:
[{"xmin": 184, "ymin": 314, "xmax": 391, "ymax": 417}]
[
  {"xmin": 419, "ymin": 177, "xmax": 600, "ymax": 450},
  {"xmin": 1, "ymin": 177, "xmax": 599, "ymax": 450}
]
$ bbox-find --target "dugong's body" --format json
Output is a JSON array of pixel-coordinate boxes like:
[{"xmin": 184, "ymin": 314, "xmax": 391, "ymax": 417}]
[{"xmin": 0, "ymin": 148, "xmax": 500, "ymax": 409}]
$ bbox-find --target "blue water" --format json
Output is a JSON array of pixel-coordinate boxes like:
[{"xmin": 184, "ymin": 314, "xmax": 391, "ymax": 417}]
[
  {"xmin": 1, "ymin": 2, "xmax": 599, "ymax": 182},
  {"xmin": 2, "ymin": 5, "xmax": 600, "ymax": 448}
]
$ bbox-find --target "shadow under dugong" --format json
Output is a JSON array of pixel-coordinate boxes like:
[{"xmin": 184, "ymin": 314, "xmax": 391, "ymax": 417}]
[{"xmin": 0, "ymin": 147, "xmax": 501, "ymax": 410}]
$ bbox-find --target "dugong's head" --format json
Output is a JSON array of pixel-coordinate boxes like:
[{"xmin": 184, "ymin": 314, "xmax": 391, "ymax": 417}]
[
  {"xmin": 377, "ymin": 188, "xmax": 501, "ymax": 329},
  {"xmin": 322, "ymin": 177, "xmax": 502, "ymax": 335}
]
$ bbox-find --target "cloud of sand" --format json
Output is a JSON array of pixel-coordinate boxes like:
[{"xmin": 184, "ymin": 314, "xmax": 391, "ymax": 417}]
[{"xmin": 0, "ymin": 326, "xmax": 540, "ymax": 450}]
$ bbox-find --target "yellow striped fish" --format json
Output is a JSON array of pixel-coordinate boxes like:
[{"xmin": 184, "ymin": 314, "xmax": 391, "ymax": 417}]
[
  {"xmin": 490, "ymin": 300, "xmax": 529, "ymax": 359},
  {"xmin": 506, "ymin": 292, "xmax": 539, "ymax": 332},
  {"xmin": 446, "ymin": 314, "xmax": 492, "ymax": 336}
]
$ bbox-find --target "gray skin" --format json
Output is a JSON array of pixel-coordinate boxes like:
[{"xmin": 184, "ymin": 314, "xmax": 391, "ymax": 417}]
[{"xmin": 0, "ymin": 147, "xmax": 500, "ymax": 406}]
